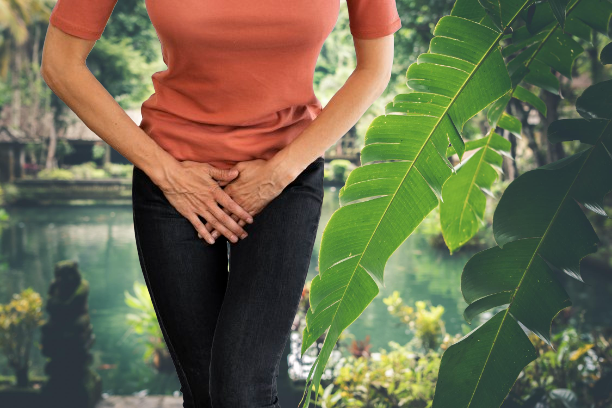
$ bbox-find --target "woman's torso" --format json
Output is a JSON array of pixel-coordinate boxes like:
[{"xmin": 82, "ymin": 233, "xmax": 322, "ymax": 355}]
[{"xmin": 140, "ymin": 0, "xmax": 340, "ymax": 169}]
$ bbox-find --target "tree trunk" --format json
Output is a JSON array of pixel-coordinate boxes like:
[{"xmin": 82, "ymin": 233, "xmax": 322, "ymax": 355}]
[
  {"xmin": 29, "ymin": 24, "xmax": 42, "ymax": 137},
  {"xmin": 512, "ymin": 99, "xmax": 546, "ymax": 168},
  {"xmin": 501, "ymin": 129, "xmax": 516, "ymax": 182},
  {"xmin": 540, "ymin": 91, "xmax": 563, "ymax": 164},
  {"xmin": 46, "ymin": 114, "xmax": 58, "ymax": 170},
  {"xmin": 15, "ymin": 365, "xmax": 29, "ymax": 388},
  {"xmin": 589, "ymin": 32, "xmax": 603, "ymax": 85},
  {"xmin": 11, "ymin": 44, "xmax": 22, "ymax": 130}
]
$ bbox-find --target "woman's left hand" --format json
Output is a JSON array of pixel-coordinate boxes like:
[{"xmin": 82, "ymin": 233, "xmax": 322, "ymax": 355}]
[{"xmin": 200, "ymin": 158, "xmax": 290, "ymax": 242}]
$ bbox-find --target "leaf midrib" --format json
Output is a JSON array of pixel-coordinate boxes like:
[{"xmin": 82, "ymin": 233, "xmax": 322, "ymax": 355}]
[
  {"xmin": 465, "ymin": 119, "xmax": 610, "ymax": 407},
  {"xmin": 316, "ymin": 4, "xmax": 528, "ymax": 389}
]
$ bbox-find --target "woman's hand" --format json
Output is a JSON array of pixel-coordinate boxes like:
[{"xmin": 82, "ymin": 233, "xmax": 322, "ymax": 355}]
[
  {"xmin": 157, "ymin": 160, "xmax": 254, "ymax": 245},
  {"xmin": 202, "ymin": 158, "xmax": 290, "ymax": 241}
]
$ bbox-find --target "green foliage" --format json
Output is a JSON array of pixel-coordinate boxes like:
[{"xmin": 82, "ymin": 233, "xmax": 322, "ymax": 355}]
[
  {"xmin": 322, "ymin": 323, "xmax": 612, "ymax": 408},
  {"xmin": 36, "ymin": 168, "xmax": 74, "ymax": 180},
  {"xmin": 441, "ymin": 132, "xmax": 511, "ymax": 253},
  {"xmin": 301, "ymin": 0, "xmax": 612, "ymax": 405},
  {"xmin": 103, "ymin": 163, "xmax": 134, "ymax": 179},
  {"xmin": 124, "ymin": 282, "xmax": 164, "ymax": 364},
  {"xmin": 55, "ymin": 139, "xmax": 75, "ymax": 165},
  {"xmin": 318, "ymin": 343, "xmax": 443, "ymax": 408},
  {"xmin": 383, "ymin": 291, "xmax": 448, "ymax": 351},
  {"xmin": 64, "ymin": 162, "xmax": 107, "ymax": 179},
  {"xmin": 433, "ymin": 77, "xmax": 612, "ymax": 407},
  {"xmin": 0, "ymin": 288, "xmax": 45, "ymax": 385},
  {"xmin": 299, "ymin": 0, "xmax": 531, "ymax": 405},
  {"xmin": 83, "ymin": 0, "xmax": 162, "ymax": 107},
  {"xmin": 440, "ymin": 0, "xmax": 612, "ymax": 253},
  {"xmin": 35, "ymin": 162, "xmax": 133, "ymax": 180},
  {"xmin": 329, "ymin": 159, "xmax": 354, "ymax": 182},
  {"xmin": 505, "ymin": 324, "xmax": 612, "ymax": 407},
  {"xmin": 92, "ymin": 144, "xmax": 106, "ymax": 162}
]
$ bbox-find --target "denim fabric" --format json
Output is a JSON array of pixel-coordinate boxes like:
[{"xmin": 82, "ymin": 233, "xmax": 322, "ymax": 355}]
[{"xmin": 131, "ymin": 156, "xmax": 324, "ymax": 408}]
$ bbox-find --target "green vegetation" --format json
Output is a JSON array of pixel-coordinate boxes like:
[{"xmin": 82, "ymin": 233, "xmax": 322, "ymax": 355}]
[
  {"xmin": 299, "ymin": 0, "xmax": 612, "ymax": 406},
  {"xmin": 0, "ymin": 289, "xmax": 45, "ymax": 387},
  {"xmin": 1, "ymin": 0, "xmax": 611, "ymax": 406},
  {"xmin": 124, "ymin": 282, "xmax": 173, "ymax": 374},
  {"xmin": 36, "ymin": 162, "xmax": 133, "ymax": 180},
  {"xmin": 316, "ymin": 291, "xmax": 612, "ymax": 407}
]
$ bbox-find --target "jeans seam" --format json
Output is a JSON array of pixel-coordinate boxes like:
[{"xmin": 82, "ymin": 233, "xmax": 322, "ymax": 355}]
[
  {"xmin": 133, "ymin": 210, "xmax": 196, "ymax": 407},
  {"xmin": 269, "ymin": 199, "xmax": 322, "ymax": 406}
]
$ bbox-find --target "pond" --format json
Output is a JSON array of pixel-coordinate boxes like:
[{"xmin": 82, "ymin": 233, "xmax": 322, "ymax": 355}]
[{"xmin": 1, "ymin": 186, "xmax": 610, "ymax": 406}]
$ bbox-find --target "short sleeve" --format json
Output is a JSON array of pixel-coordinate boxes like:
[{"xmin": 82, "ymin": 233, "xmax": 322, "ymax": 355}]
[
  {"xmin": 346, "ymin": 0, "xmax": 402, "ymax": 39},
  {"xmin": 49, "ymin": 0, "xmax": 119, "ymax": 41}
]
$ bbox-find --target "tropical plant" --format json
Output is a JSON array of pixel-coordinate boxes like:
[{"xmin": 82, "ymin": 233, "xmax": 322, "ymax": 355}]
[
  {"xmin": 505, "ymin": 324, "xmax": 612, "ymax": 408},
  {"xmin": 300, "ymin": 0, "xmax": 527, "ymax": 404},
  {"xmin": 329, "ymin": 159, "xmax": 355, "ymax": 183},
  {"xmin": 319, "ymin": 341, "xmax": 443, "ymax": 408},
  {"xmin": 383, "ymin": 291, "xmax": 448, "ymax": 351},
  {"xmin": 124, "ymin": 282, "xmax": 172, "ymax": 373},
  {"xmin": 298, "ymin": 0, "xmax": 612, "ymax": 406},
  {"xmin": 0, "ymin": 288, "xmax": 45, "ymax": 387},
  {"xmin": 440, "ymin": 0, "xmax": 612, "ymax": 253},
  {"xmin": 432, "ymin": 77, "xmax": 612, "ymax": 407}
]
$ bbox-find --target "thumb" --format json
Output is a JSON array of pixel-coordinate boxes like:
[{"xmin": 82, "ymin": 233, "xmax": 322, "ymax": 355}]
[{"xmin": 209, "ymin": 166, "xmax": 239, "ymax": 181}]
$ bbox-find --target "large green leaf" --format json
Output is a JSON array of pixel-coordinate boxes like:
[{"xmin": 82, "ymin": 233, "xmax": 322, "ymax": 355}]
[
  {"xmin": 440, "ymin": 132, "xmax": 510, "ymax": 253},
  {"xmin": 524, "ymin": 0, "xmax": 612, "ymax": 37},
  {"xmin": 549, "ymin": 0, "xmax": 571, "ymax": 29},
  {"xmin": 297, "ymin": 0, "xmax": 532, "ymax": 405},
  {"xmin": 439, "ymin": 0, "xmax": 608, "ymax": 253},
  {"xmin": 434, "ymin": 309, "xmax": 538, "ymax": 407},
  {"xmin": 433, "ymin": 79, "xmax": 612, "ymax": 408}
]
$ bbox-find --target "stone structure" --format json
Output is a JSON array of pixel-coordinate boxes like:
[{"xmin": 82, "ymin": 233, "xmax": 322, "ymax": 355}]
[{"xmin": 39, "ymin": 260, "xmax": 102, "ymax": 408}]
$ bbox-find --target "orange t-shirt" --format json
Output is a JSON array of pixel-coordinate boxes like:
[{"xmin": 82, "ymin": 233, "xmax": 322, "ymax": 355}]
[{"xmin": 49, "ymin": 0, "xmax": 402, "ymax": 169}]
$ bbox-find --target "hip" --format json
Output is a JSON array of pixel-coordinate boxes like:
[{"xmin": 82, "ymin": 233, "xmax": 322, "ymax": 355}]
[{"xmin": 131, "ymin": 156, "xmax": 325, "ymax": 218}]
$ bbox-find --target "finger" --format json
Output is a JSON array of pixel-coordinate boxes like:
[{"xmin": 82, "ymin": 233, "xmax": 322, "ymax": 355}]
[
  {"xmin": 213, "ymin": 189, "xmax": 254, "ymax": 224},
  {"xmin": 204, "ymin": 200, "xmax": 248, "ymax": 241},
  {"xmin": 210, "ymin": 210, "xmax": 247, "ymax": 239},
  {"xmin": 187, "ymin": 213, "xmax": 216, "ymax": 245},
  {"xmin": 209, "ymin": 166, "xmax": 239, "ymax": 182},
  {"xmin": 194, "ymin": 207, "xmax": 240, "ymax": 243}
]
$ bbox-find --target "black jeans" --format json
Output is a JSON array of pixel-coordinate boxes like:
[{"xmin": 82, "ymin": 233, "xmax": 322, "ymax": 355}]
[{"xmin": 131, "ymin": 156, "xmax": 324, "ymax": 408}]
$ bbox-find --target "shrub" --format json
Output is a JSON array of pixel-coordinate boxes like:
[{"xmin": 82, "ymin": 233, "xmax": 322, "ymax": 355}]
[{"xmin": 36, "ymin": 168, "xmax": 74, "ymax": 180}]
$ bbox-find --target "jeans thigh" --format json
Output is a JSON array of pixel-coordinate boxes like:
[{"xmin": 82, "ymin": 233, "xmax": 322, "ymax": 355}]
[
  {"xmin": 208, "ymin": 156, "xmax": 324, "ymax": 406},
  {"xmin": 132, "ymin": 165, "xmax": 230, "ymax": 407}
]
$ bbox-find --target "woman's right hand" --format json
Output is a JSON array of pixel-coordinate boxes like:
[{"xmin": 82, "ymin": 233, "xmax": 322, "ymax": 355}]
[{"xmin": 155, "ymin": 160, "xmax": 254, "ymax": 245}]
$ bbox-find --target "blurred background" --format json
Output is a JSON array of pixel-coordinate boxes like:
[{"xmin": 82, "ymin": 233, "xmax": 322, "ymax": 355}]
[{"xmin": 0, "ymin": 0, "xmax": 611, "ymax": 407}]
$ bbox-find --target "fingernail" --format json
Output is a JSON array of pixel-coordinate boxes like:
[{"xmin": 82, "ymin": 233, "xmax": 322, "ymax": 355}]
[
  {"xmin": 207, "ymin": 237, "xmax": 215, "ymax": 244},
  {"xmin": 241, "ymin": 233, "xmax": 248, "ymax": 239},
  {"xmin": 230, "ymin": 235, "xmax": 238, "ymax": 243},
  {"xmin": 212, "ymin": 231, "xmax": 219, "ymax": 239},
  {"xmin": 247, "ymin": 217, "xmax": 254, "ymax": 223}
]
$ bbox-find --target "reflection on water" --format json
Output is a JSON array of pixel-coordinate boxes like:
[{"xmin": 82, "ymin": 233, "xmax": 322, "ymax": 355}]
[{"xmin": 0, "ymin": 187, "xmax": 610, "ymax": 404}]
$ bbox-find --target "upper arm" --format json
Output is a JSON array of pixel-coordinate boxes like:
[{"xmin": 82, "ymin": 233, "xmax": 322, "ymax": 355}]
[
  {"xmin": 49, "ymin": 0, "xmax": 119, "ymax": 40},
  {"xmin": 346, "ymin": 0, "xmax": 402, "ymax": 40},
  {"xmin": 346, "ymin": 0, "xmax": 402, "ymax": 76},
  {"xmin": 42, "ymin": 0, "xmax": 119, "ymax": 74}
]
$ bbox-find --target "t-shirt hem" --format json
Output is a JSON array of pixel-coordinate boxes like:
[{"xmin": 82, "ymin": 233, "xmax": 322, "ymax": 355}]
[
  {"xmin": 49, "ymin": 13, "xmax": 103, "ymax": 41},
  {"xmin": 350, "ymin": 17, "xmax": 402, "ymax": 40}
]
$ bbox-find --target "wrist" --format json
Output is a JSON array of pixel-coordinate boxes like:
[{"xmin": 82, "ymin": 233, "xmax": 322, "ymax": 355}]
[
  {"xmin": 143, "ymin": 156, "xmax": 182, "ymax": 191},
  {"xmin": 266, "ymin": 152, "xmax": 304, "ymax": 190}
]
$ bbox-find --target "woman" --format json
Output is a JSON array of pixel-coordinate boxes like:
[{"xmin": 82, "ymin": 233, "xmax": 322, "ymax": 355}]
[{"xmin": 41, "ymin": 0, "xmax": 401, "ymax": 406}]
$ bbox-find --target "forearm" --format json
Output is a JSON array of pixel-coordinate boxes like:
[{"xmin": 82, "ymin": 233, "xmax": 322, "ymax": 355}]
[
  {"xmin": 41, "ymin": 63, "xmax": 180, "ymax": 188},
  {"xmin": 267, "ymin": 67, "xmax": 390, "ymax": 187}
]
